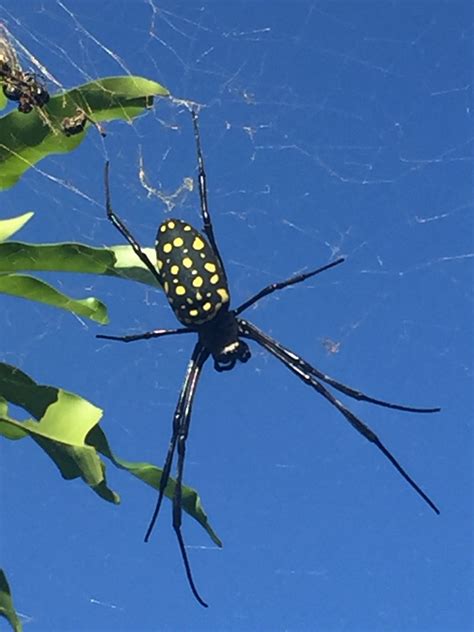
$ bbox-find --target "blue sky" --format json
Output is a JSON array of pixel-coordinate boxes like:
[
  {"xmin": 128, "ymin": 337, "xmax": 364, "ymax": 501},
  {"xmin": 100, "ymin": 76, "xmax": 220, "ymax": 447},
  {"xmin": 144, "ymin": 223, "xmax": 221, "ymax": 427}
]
[{"xmin": 1, "ymin": 1, "xmax": 472, "ymax": 631}]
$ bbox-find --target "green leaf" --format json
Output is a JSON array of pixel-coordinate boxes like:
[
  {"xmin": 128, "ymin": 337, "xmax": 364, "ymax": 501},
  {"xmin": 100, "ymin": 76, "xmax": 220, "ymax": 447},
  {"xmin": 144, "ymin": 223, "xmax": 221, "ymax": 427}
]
[
  {"xmin": 0, "ymin": 396, "xmax": 28, "ymax": 440},
  {"xmin": 0, "ymin": 363, "xmax": 220, "ymax": 542},
  {"xmin": 0, "ymin": 362, "xmax": 118, "ymax": 503},
  {"xmin": 0, "ymin": 569, "xmax": 22, "ymax": 632},
  {"xmin": 89, "ymin": 425, "xmax": 222, "ymax": 547},
  {"xmin": 0, "ymin": 212, "xmax": 34, "ymax": 241},
  {"xmin": 0, "ymin": 238, "xmax": 161, "ymax": 322},
  {"xmin": 0, "ymin": 88, "xmax": 7, "ymax": 111},
  {"xmin": 115, "ymin": 457, "xmax": 223, "ymax": 548},
  {"xmin": 0, "ymin": 272, "xmax": 109, "ymax": 324},
  {"xmin": 0, "ymin": 76, "xmax": 169, "ymax": 189},
  {"xmin": 0, "ymin": 241, "xmax": 161, "ymax": 288},
  {"xmin": 0, "ymin": 396, "xmax": 8, "ymax": 418}
]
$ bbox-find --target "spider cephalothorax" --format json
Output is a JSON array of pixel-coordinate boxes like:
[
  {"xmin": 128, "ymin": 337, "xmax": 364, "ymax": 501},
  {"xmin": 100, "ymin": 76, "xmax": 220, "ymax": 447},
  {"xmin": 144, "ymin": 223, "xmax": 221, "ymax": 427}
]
[
  {"xmin": 198, "ymin": 310, "xmax": 251, "ymax": 371},
  {"xmin": 97, "ymin": 106, "xmax": 440, "ymax": 608}
]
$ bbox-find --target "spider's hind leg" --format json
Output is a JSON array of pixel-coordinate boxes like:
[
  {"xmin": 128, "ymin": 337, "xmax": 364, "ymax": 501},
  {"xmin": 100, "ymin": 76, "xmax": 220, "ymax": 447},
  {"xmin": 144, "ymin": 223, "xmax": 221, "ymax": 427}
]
[
  {"xmin": 144, "ymin": 342, "xmax": 210, "ymax": 608},
  {"xmin": 239, "ymin": 318, "xmax": 440, "ymax": 515}
]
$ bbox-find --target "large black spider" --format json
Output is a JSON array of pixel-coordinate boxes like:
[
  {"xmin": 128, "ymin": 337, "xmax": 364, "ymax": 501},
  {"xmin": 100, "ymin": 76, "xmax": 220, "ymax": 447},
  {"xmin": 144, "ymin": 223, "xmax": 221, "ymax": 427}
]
[{"xmin": 97, "ymin": 107, "xmax": 440, "ymax": 608}]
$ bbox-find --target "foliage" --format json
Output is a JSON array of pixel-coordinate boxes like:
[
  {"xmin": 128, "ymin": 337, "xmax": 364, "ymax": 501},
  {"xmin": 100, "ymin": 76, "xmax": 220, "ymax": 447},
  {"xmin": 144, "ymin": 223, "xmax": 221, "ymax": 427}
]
[
  {"xmin": 0, "ymin": 571, "xmax": 21, "ymax": 632},
  {"xmin": 0, "ymin": 74, "xmax": 217, "ymax": 630},
  {"xmin": 0, "ymin": 76, "xmax": 169, "ymax": 189},
  {"xmin": 0, "ymin": 362, "xmax": 221, "ymax": 546},
  {"xmin": 0, "ymin": 212, "xmax": 162, "ymax": 322}
]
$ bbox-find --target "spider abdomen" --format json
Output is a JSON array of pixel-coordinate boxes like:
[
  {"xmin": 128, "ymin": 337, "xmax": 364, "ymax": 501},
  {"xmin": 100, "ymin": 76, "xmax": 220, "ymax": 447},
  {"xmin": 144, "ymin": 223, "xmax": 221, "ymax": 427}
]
[{"xmin": 155, "ymin": 218, "xmax": 230, "ymax": 326}]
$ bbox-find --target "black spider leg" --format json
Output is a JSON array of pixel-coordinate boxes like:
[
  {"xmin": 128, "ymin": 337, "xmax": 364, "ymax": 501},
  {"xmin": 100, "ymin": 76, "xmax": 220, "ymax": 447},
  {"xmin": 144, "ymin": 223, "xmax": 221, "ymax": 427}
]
[
  {"xmin": 239, "ymin": 319, "xmax": 440, "ymax": 515},
  {"xmin": 144, "ymin": 342, "xmax": 210, "ymax": 608},
  {"xmin": 97, "ymin": 327, "xmax": 193, "ymax": 343},
  {"xmin": 190, "ymin": 108, "xmax": 228, "ymax": 284},
  {"xmin": 254, "ymin": 332, "xmax": 440, "ymax": 413},
  {"xmin": 234, "ymin": 259, "xmax": 439, "ymax": 414},
  {"xmin": 235, "ymin": 257, "xmax": 346, "ymax": 316},
  {"xmin": 104, "ymin": 161, "xmax": 163, "ymax": 286}
]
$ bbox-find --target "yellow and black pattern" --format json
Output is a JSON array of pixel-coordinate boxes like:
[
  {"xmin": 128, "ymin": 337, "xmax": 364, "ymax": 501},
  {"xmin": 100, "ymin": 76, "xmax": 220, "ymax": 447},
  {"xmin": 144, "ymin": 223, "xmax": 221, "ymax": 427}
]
[{"xmin": 155, "ymin": 219, "xmax": 230, "ymax": 325}]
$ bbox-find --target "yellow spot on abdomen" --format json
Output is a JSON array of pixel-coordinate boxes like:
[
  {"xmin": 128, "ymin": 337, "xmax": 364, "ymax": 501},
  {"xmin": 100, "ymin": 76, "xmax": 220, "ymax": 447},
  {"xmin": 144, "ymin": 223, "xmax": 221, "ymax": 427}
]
[
  {"xmin": 183, "ymin": 225, "xmax": 192, "ymax": 231},
  {"xmin": 159, "ymin": 224, "xmax": 167, "ymax": 233},
  {"xmin": 170, "ymin": 264, "xmax": 179, "ymax": 275},
  {"xmin": 176, "ymin": 285, "xmax": 186, "ymax": 296},
  {"xmin": 189, "ymin": 309, "xmax": 199, "ymax": 317},
  {"xmin": 192, "ymin": 276, "xmax": 204, "ymax": 288},
  {"xmin": 192, "ymin": 236, "xmax": 205, "ymax": 251},
  {"xmin": 157, "ymin": 259, "xmax": 164, "ymax": 270},
  {"xmin": 217, "ymin": 288, "xmax": 229, "ymax": 302},
  {"xmin": 204, "ymin": 262, "xmax": 217, "ymax": 273},
  {"xmin": 167, "ymin": 221, "xmax": 176, "ymax": 229},
  {"xmin": 182, "ymin": 257, "xmax": 193, "ymax": 269},
  {"xmin": 163, "ymin": 243, "xmax": 172, "ymax": 254},
  {"xmin": 173, "ymin": 237, "xmax": 184, "ymax": 247},
  {"xmin": 203, "ymin": 302, "xmax": 212, "ymax": 311},
  {"xmin": 210, "ymin": 274, "xmax": 219, "ymax": 284}
]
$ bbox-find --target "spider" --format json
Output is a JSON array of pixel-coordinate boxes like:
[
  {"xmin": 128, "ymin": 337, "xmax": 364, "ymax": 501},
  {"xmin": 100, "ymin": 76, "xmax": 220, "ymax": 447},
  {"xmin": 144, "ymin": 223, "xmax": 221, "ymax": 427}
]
[
  {"xmin": 0, "ymin": 26, "xmax": 49, "ymax": 114},
  {"xmin": 61, "ymin": 107, "xmax": 106, "ymax": 138},
  {"xmin": 97, "ymin": 107, "xmax": 440, "ymax": 608}
]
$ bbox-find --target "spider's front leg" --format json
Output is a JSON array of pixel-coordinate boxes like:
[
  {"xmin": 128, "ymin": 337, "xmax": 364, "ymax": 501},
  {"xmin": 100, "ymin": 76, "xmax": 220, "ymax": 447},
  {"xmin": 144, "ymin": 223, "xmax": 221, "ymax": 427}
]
[
  {"xmin": 190, "ymin": 107, "xmax": 228, "ymax": 282},
  {"xmin": 104, "ymin": 161, "xmax": 163, "ymax": 285},
  {"xmin": 97, "ymin": 327, "xmax": 193, "ymax": 344}
]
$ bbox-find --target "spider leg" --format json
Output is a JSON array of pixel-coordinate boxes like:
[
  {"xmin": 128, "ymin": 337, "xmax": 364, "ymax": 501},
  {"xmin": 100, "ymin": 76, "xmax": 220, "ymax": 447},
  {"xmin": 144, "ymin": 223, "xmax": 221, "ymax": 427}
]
[
  {"xmin": 104, "ymin": 161, "xmax": 163, "ymax": 286},
  {"xmin": 97, "ymin": 327, "xmax": 193, "ymax": 343},
  {"xmin": 235, "ymin": 257, "xmax": 345, "ymax": 315},
  {"xmin": 241, "ymin": 320, "xmax": 440, "ymax": 414},
  {"xmin": 190, "ymin": 107, "xmax": 228, "ymax": 283},
  {"xmin": 144, "ymin": 342, "xmax": 210, "ymax": 607},
  {"xmin": 239, "ymin": 319, "xmax": 440, "ymax": 515}
]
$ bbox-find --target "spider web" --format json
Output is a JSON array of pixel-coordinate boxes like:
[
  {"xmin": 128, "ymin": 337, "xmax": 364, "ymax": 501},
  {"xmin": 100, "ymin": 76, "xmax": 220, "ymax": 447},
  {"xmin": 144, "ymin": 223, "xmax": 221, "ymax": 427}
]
[{"xmin": 1, "ymin": 2, "xmax": 472, "ymax": 631}]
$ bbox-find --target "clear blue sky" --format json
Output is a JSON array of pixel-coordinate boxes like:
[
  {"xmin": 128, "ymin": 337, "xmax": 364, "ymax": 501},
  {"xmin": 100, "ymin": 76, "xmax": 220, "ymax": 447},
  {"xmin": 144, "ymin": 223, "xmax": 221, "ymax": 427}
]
[{"xmin": 1, "ymin": 2, "xmax": 472, "ymax": 630}]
